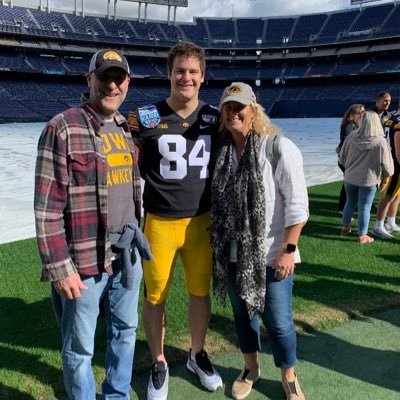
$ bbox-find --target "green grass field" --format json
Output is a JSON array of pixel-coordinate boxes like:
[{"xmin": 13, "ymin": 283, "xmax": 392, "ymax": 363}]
[{"xmin": 0, "ymin": 181, "xmax": 399, "ymax": 399}]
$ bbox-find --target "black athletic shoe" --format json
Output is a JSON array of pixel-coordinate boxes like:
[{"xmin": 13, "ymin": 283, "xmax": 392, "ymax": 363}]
[
  {"xmin": 186, "ymin": 349, "xmax": 223, "ymax": 391},
  {"xmin": 147, "ymin": 361, "xmax": 169, "ymax": 400}
]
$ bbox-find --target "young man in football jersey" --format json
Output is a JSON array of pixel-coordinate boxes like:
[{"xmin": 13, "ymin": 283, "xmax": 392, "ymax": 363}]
[
  {"xmin": 128, "ymin": 42, "xmax": 222, "ymax": 399},
  {"xmin": 372, "ymin": 99, "xmax": 400, "ymax": 239}
]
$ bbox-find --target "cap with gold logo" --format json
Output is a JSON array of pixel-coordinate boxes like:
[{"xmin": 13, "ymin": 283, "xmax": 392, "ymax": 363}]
[
  {"xmin": 219, "ymin": 82, "xmax": 256, "ymax": 108},
  {"xmin": 88, "ymin": 49, "xmax": 130, "ymax": 76}
]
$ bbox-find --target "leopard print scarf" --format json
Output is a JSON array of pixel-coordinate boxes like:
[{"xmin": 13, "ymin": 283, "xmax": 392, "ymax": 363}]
[{"xmin": 211, "ymin": 131, "xmax": 267, "ymax": 318}]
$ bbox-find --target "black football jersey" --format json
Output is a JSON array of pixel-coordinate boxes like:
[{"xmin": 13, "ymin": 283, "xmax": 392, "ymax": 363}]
[
  {"xmin": 384, "ymin": 113, "xmax": 400, "ymax": 167},
  {"xmin": 128, "ymin": 100, "xmax": 219, "ymax": 217}
]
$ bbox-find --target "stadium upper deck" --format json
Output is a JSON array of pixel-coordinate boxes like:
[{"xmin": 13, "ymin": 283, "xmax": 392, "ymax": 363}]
[
  {"xmin": 0, "ymin": 2, "xmax": 399, "ymax": 119},
  {"xmin": 0, "ymin": 2, "xmax": 400, "ymax": 48}
]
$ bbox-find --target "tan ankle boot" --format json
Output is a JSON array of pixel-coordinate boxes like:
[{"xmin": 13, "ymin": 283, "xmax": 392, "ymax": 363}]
[
  {"xmin": 282, "ymin": 373, "xmax": 305, "ymax": 400},
  {"xmin": 232, "ymin": 366, "xmax": 260, "ymax": 400}
]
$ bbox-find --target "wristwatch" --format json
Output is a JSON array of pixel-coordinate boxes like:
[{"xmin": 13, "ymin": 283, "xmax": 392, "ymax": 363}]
[{"xmin": 281, "ymin": 243, "xmax": 297, "ymax": 253}]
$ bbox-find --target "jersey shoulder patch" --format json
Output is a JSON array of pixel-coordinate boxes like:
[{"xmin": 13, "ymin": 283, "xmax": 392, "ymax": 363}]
[
  {"xmin": 200, "ymin": 104, "xmax": 219, "ymax": 125},
  {"xmin": 137, "ymin": 104, "xmax": 161, "ymax": 129}
]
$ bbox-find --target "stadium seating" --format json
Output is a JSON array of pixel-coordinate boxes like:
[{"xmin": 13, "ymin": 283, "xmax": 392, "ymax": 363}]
[
  {"xmin": 206, "ymin": 18, "xmax": 235, "ymax": 43},
  {"xmin": 0, "ymin": 5, "xmax": 31, "ymax": 27},
  {"xmin": 28, "ymin": 54, "xmax": 66, "ymax": 73},
  {"xmin": 333, "ymin": 59, "xmax": 368, "ymax": 76},
  {"xmin": 0, "ymin": 2, "xmax": 400, "ymax": 120},
  {"xmin": 348, "ymin": 3, "xmax": 393, "ymax": 34},
  {"xmin": 283, "ymin": 63, "xmax": 309, "ymax": 78},
  {"xmin": 317, "ymin": 10, "xmax": 358, "ymax": 44},
  {"xmin": 290, "ymin": 14, "xmax": 327, "ymax": 45},
  {"xmin": 377, "ymin": 5, "xmax": 400, "ymax": 38},
  {"xmin": 237, "ymin": 18, "xmax": 265, "ymax": 45},
  {"xmin": 264, "ymin": 17, "xmax": 295, "ymax": 47},
  {"xmin": 62, "ymin": 57, "xmax": 89, "ymax": 74},
  {"xmin": 0, "ymin": 51, "xmax": 30, "ymax": 71},
  {"xmin": 0, "ymin": 3, "xmax": 399, "ymax": 48},
  {"xmin": 363, "ymin": 55, "xmax": 400, "ymax": 73},
  {"xmin": 180, "ymin": 18, "xmax": 208, "ymax": 46},
  {"xmin": 30, "ymin": 8, "xmax": 71, "ymax": 33},
  {"xmin": 307, "ymin": 61, "xmax": 335, "ymax": 76}
]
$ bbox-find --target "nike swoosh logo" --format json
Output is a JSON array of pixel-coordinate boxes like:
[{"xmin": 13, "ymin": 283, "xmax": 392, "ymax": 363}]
[{"xmin": 200, "ymin": 125, "xmax": 208, "ymax": 129}]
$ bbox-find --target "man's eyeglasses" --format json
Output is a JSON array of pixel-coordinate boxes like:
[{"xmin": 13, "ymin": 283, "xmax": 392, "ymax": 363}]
[{"xmin": 97, "ymin": 72, "xmax": 128, "ymax": 85}]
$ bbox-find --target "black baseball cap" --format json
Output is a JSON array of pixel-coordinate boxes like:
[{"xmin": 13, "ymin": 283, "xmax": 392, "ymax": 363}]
[{"xmin": 88, "ymin": 49, "xmax": 130, "ymax": 76}]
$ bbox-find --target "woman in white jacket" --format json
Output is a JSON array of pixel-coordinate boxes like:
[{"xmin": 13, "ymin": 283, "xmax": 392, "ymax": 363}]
[
  {"xmin": 339, "ymin": 110, "xmax": 394, "ymax": 243},
  {"xmin": 211, "ymin": 82, "xmax": 309, "ymax": 400}
]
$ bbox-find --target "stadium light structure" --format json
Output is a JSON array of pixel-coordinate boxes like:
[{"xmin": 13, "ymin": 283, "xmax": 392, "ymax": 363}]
[
  {"xmin": 350, "ymin": 0, "xmax": 396, "ymax": 8},
  {"xmin": 108, "ymin": 0, "xmax": 188, "ymax": 23},
  {"xmin": 350, "ymin": 0, "xmax": 385, "ymax": 4},
  {"xmin": 2, "ymin": 0, "xmax": 53, "ymax": 11},
  {"xmin": 38, "ymin": 0, "xmax": 51, "ymax": 13},
  {"xmin": 4, "ymin": 0, "xmax": 187, "ymax": 20},
  {"xmin": 36, "ymin": 0, "xmax": 86, "ymax": 16}
]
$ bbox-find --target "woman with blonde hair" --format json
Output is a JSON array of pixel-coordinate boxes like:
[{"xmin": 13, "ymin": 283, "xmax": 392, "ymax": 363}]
[
  {"xmin": 211, "ymin": 82, "xmax": 309, "ymax": 400},
  {"xmin": 338, "ymin": 104, "xmax": 365, "ymax": 151},
  {"xmin": 339, "ymin": 110, "xmax": 394, "ymax": 243},
  {"xmin": 336, "ymin": 104, "xmax": 365, "ymax": 214}
]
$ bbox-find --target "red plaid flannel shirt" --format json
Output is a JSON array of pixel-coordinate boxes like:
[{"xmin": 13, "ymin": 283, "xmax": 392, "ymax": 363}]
[{"xmin": 34, "ymin": 104, "xmax": 142, "ymax": 281}]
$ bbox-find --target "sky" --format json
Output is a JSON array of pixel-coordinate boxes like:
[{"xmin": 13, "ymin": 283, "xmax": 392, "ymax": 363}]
[{"xmin": 9, "ymin": 0, "xmax": 396, "ymax": 22}]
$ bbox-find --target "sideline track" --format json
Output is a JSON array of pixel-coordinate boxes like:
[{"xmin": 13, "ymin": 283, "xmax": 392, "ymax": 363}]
[{"xmin": 132, "ymin": 308, "xmax": 400, "ymax": 399}]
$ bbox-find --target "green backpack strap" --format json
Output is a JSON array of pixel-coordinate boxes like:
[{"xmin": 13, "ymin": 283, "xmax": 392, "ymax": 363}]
[{"xmin": 265, "ymin": 133, "xmax": 281, "ymax": 174}]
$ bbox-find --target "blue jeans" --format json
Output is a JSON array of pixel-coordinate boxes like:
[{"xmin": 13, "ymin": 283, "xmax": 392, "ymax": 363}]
[
  {"xmin": 57, "ymin": 250, "xmax": 142, "ymax": 400},
  {"xmin": 343, "ymin": 183, "xmax": 377, "ymax": 235},
  {"xmin": 227, "ymin": 266, "xmax": 297, "ymax": 369}
]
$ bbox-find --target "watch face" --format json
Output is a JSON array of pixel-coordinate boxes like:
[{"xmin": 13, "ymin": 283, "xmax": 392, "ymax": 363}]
[{"xmin": 286, "ymin": 243, "xmax": 296, "ymax": 252}]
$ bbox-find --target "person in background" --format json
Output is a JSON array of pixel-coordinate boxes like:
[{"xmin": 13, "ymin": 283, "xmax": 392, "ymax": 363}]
[
  {"xmin": 34, "ymin": 49, "xmax": 147, "ymax": 399},
  {"xmin": 211, "ymin": 82, "xmax": 308, "ymax": 400},
  {"xmin": 336, "ymin": 104, "xmax": 365, "ymax": 215},
  {"xmin": 372, "ymin": 99, "xmax": 400, "ymax": 239},
  {"xmin": 339, "ymin": 111, "xmax": 394, "ymax": 243},
  {"xmin": 369, "ymin": 90, "xmax": 393, "ymax": 215},
  {"xmin": 128, "ymin": 42, "xmax": 222, "ymax": 400},
  {"xmin": 372, "ymin": 90, "xmax": 392, "ymax": 125}
]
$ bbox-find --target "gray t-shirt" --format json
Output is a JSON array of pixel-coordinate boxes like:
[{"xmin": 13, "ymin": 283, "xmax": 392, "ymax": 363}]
[{"xmin": 101, "ymin": 119, "xmax": 135, "ymax": 233}]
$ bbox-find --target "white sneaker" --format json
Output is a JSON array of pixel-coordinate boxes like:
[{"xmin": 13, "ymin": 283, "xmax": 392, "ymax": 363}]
[
  {"xmin": 147, "ymin": 362, "xmax": 169, "ymax": 400},
  {"xmin": 371, "ymin": 227, "xmax": 394, "ymax": 240},
  {"xmin": 385, "ymin": 223, "xmax": 400, "ymax": 233},
  {"xmin": 186, "ymin": 349, "xmax": 223, "ymax": 391}
]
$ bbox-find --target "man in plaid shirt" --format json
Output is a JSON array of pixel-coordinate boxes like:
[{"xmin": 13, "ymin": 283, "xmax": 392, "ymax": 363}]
[{"xmin": 34, "ymin": 49, "xmax": 143, "ymax": 399}]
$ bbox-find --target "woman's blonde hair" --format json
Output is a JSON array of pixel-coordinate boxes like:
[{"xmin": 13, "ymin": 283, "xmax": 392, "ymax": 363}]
[
  {"xmin": 340, "ymin": 104, "xmax": 364, "ymax": 130},
  {"xmin": 219, "ymin": 101, "xmax": 280, "ymax": 138},
  {"xmin": 353, "ymin": 110, "xmax": 384, "ymax": 138}
]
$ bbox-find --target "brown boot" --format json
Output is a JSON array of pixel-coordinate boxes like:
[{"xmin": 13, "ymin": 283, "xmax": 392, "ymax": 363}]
[
  {"xmin": 282, "ymin": 373, "xmax": 305, "ymax": 400},
  {"xmin": 232, "ymin": 366, "xmax": 260, "ymax": 400}
]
